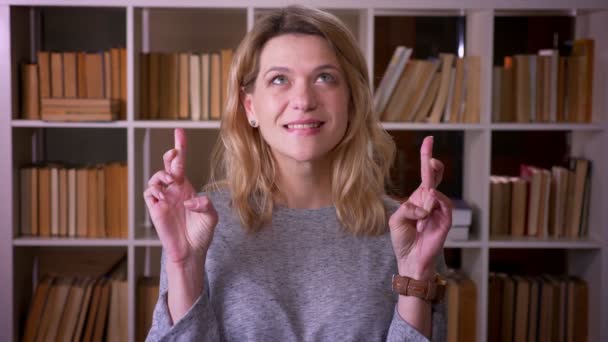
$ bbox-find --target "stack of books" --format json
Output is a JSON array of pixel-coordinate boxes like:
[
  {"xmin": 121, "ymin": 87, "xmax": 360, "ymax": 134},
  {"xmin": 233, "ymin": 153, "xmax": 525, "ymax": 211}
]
[
  {"xmin": 490, "ymin": 158, "xmax": 591, "ymax": 239},
  {"xmin": 374, "ymin": 46, "xmax": 481, "ymax": 123},
  {"xmin": 138, "ymin": 49, "xmax": 233, "ymax": 120},
  {"xmin": 492, "ymin": 39, "xmax": 594, "ymax": 123},
  {"xmin": 19, "ymin": 162, "xmax": 128, "ymax": 239},
  {"xmin": 445, "ymin": 269, "xmax": 477, "ymax": 342},
  {"xmin": 21, "ymin": 48, "xmax": 127, "ymax": 121},
  {"xmin": 488, "ymin": 273, "xmax": 587, "ymax": 342},
  {"xmin": 448, "ymin": 199, "xmax": 473, "ymax": 241}
]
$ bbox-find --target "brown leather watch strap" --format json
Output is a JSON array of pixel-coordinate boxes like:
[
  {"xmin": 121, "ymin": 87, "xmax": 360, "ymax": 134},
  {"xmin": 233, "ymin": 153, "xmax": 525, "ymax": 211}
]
[{"xmin": 392, "ymin": 274, "xmax": 446, "ymax": 303}]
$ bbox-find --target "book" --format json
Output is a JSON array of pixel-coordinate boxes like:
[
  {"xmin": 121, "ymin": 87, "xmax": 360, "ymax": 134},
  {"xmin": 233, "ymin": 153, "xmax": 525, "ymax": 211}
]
[
  {"xmin": 373, "ymin": 46, "xmax": 412, "ymax": 116},
  {"xmin": 210, "ymin": 53, "xmax": 221, "ymax": 120},
  {"xmin": 451, "ymin": 199, "xmax": 473, "ymax": 226},
  {"xmin": 427, "ymin": 53, "xmax": 455, "ymax": 123},
  {"xmin": 21, "ymin": 64, "xmax": 40, "ymax": 119},
  {"xmin": 178, "ymin": 52, "xmax": 190, "ymax": 120},
  {"xmin": 37, "ymin": 51, "xmax": 51, "ymax": 99},
  {"xmin": 189, "ymin": 53, "xmax": 201, "ymax": 121},
  {"xmin": 140, "ymin": 53, "xmax": 150, "ymax": 118},
  {"xmin": 447, "ymin": 225, "xmax": 469, "ymax": 241}
]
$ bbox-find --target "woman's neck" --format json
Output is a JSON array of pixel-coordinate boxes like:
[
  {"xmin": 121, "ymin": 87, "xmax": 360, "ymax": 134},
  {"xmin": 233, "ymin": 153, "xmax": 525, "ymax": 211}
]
[{"xmin": 273, "ymin": 157, "xmax": 333, "ymax": 209}]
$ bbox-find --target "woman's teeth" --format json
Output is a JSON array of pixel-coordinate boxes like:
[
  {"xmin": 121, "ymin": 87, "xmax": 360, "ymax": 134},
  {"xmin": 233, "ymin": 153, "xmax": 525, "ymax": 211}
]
[{"xmin": 286, "ymin": 123, "xmax": 322, "ymax": 129}]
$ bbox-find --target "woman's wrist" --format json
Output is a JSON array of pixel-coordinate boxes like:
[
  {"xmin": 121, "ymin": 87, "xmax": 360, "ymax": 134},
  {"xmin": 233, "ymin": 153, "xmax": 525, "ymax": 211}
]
[
  {"xmin": 397, "ymin": 262, "xmax": 436, "ymax": 280},
  {"xmin": 166, "ymin": 254, "xmax": 206, "ymax": 323}
]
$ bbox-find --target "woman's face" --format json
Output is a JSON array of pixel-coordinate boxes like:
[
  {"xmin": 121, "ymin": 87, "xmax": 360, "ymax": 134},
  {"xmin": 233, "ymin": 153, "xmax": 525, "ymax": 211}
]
[{"xmin": 243, "ymin": 33, "xmax": 350, "ymax": 165}]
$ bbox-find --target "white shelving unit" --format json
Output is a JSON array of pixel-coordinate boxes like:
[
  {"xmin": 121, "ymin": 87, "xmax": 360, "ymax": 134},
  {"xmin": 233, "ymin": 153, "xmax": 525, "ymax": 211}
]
[{"xmin": 1, "ymin": 1, "xmax": 606, "ymax": 341}]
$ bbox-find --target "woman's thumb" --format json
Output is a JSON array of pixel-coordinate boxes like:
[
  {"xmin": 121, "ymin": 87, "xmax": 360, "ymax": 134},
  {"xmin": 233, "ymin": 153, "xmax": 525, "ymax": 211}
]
[{"xmin": 183, "ymin": 195, "xmax": 214, "ymax": 214}]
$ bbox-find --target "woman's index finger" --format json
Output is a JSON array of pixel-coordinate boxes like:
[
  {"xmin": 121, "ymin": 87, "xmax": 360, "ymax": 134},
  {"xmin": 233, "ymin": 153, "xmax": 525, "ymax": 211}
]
[
  {"xmin": 171, "ymin": 128, "xmax": 187, "ymax": 178},
  {"xmin": 420, "ymin": 136, "xmax": 434, "ymax": 189}
]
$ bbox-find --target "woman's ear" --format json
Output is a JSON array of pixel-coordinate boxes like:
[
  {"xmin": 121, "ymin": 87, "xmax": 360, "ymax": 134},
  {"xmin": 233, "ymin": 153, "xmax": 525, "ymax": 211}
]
[{"xmin": 241, "ymin": 88, "xmax": 256, "ymax": 123}]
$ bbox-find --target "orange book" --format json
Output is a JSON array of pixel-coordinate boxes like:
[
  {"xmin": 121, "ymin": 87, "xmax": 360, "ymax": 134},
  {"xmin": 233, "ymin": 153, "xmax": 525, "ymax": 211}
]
[
  {"xmin": 91, "ymin": 280, "xmax": 111, "ymax": 341},
  {"xmin": 76, "ymin": 168, "xmax": 88, "ymax": 238},
  {"xmin": 77, "ymin": 51, "xmax": 87, "ymax": 98},
  {"xmin": 104, "ymin": 164, "xmax": 116, "ymax": 238},
  {"xmin": 85, "ymin": 53, "xmax": 104, "ymax": 99},
  {"xmin": 62, "ymin": 52, "xmax": 78, "ymax": 98},
  {"xmin": 140, "ymin": 53, "xmax": 150, "ymax": 119},
  {"xmin": 111, "ymin": 48, "xmax": 121, "ymax": 103},
  {"xmin": 21, "ymin": 64, "xmax": 40, "ymax": 119},
  {"xmin": 210, "ymin": 53, "xmax": 221, "ymax": 120},
  {"xmin": 37, "ymin": 51, "xmax": 51, "ymax": 98},
  {"xmin": 58, "ymin": 168, "xmax": 68, "ymax": 236},
  {"xmin": 120, "ymin": 48, "xmax": 127, "ymax": 119},
  {"xmin": 72, "ymin": 278, "xmax": 96, "ymax": 341},
  {"xmin": 38, "ymin": 167, "xmax": 51, "ymax": 237},
  {"xmin": 96, "ymin": 167, "xmax": 106, "ymax": 238},
  {"xmin": 178, "ymin": 52, "xmax": 190, "ymax": 119},
  {"xmin": 50, "ymin": 52, "xmax": 64, "ymax": 98},
  {"xmin": 148, "ymin": 52, "xmax": 161, "ymax": 119},
  {"xmin": 81, "ymin": 279, "xmax": 104, "ymax": 341},
  {"xmin": 87, "ymin": 168, "xmax": 99, "ymax": 238},
  {"xmin": 104, "ymin": 51, "xmax": 112, "ymax": 99},
  {"xmin": 22, "ymin": 276, "xmax": 55, "ymax": 342},
  {"xmin": 168, "ymin": 53, "xmax": 179, "ymax": 119},
  {"xmin": 159, "ymin": 53, "xmax": 170, "ymax": 119},
  {"xmin": 120, "ymin": 164, "xmax": 128, "ymax": 237},
  {"xmin": 500, "ymin": 57, "xmax": 515, "ymax": 122},
  {"xmin": 464, "ymin": 55, "xmax": 481, "ymax": 123},
  {"xmin": 220, "ymin": 49, "xmax": 233, "ymax": 110}
]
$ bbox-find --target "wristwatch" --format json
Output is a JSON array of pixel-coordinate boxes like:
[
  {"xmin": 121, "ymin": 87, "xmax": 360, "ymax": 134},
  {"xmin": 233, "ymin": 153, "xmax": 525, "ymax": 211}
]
[{"xmin": 392, "ymin": 273, "xmax": 446, "ymax": 303}]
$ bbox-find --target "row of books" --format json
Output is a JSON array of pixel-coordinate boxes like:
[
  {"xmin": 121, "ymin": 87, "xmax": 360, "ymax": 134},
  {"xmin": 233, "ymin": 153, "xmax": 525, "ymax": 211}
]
[
  {"xmin": 488, "ymin": 273, "xmax": 588, "ymax": 342},
  {"xmin": 23, "ymin": 250, "xmax": 128, "ymax": 342},
  {"xmin": 24, "ymin": 275, "xmax": 128, "ymax": 342},
  {"xmin": 374, "ymin": 46, "xmax": 481, "ymax": 123},
  {"xmin": 138, "ymin": 50, "xmax": 233, "ymax": 121},
  {"xmin": 490, "ymin": 158, "xmax": 591, "ymax": 239},
  {"xmin": 19, "ymin": 163, "xmax": 128, "ymax": 239},
  {"xmin": 21, "ymin": 49, "xmax": 128, "ymax": 120},
  {"xmin": 492, "ymin": 39, "xmax": 594, "ymax": 123},
  {"xmin": 137, "ymin": 277, "xmax": 161, "ymax": 342},
  {"xmin": 445, "ymin": 270, "xmax": 477, "ymax": 342}
]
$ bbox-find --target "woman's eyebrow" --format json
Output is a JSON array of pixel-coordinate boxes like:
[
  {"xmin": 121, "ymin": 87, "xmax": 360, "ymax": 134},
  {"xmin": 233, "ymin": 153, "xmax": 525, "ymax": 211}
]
[{"xmin": 263, "ymin": 64, "xmax": 340, "ymax": 77}]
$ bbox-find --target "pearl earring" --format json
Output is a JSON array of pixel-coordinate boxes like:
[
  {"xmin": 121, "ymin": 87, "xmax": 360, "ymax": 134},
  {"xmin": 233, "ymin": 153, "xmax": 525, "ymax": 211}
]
[{"xmin": 250, "ymin": 119, "xmax": 258, "ymax": 128}]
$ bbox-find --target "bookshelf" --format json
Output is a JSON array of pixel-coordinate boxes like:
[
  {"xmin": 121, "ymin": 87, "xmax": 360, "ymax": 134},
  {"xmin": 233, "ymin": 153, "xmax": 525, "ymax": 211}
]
[{"xmin": 1, "ymin": 1, "xmax": 606, "ymax": 341}]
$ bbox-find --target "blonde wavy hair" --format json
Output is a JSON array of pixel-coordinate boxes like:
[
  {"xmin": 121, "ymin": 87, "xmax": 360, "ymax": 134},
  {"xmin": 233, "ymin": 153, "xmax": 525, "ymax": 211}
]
[{"xmin": 206, "ymin": 5, "xmax": 396, "ymax": 236}]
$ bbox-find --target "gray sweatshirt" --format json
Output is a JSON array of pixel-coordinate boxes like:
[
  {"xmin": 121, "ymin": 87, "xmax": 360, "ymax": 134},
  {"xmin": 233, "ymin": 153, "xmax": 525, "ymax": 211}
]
[{"xmin": 146, "ymin": 190, "xmax": 447, "ymax": 342}]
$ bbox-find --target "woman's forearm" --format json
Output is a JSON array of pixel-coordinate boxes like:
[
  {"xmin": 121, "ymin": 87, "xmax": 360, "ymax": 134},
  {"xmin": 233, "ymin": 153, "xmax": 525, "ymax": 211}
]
[
  {"xmin": 397, "ymin": 294, "xmax": 432, "ymax": 338},
  {"xmin": 166, "ymin": 256, "xmax": 205, "ymax": 323}
]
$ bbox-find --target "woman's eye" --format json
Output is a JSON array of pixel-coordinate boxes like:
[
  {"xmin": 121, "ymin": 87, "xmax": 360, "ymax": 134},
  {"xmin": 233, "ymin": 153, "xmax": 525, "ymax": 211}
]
[
  {"xmin": 317, "ymin": 73, "xmax": 336, "ymax": 83},
  {"xmin": 271, "ymin": 75, "xmax": 287, "ymax": 85}
]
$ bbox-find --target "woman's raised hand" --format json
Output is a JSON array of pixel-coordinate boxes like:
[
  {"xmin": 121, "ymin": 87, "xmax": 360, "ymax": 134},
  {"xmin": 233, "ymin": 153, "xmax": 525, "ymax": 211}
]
[
  {"xmin": 389, "ymin": 136, "xmax": 452, "ymax": 280},
  {"xmin": 143, "ymin": 128, "xmax": 219, "ymax": 266}
]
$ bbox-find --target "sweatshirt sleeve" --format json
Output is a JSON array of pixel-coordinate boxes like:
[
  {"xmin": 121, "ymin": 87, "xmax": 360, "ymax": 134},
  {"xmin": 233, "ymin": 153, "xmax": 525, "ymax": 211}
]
[
  {"xmin": 145, "ymin": 251, "xmax": 221, "ymax": 342},
  {"xmin": 385, "ymin": 253, "xmax": 448, "ymax": 342}
]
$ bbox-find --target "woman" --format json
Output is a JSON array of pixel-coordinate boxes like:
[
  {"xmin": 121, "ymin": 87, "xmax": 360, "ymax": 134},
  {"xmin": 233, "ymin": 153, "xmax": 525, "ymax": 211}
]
[{"xmin": 144, "ymin": 5, "xmax": 451, "ymax": 342}]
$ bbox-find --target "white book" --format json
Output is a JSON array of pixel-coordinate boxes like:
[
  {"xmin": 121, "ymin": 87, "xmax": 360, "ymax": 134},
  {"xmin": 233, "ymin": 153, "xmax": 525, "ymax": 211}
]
[
  {"xmin": 447, "ymin": 225, "xmax": 470, "ymax": 241},
  {"xmin": 201, "ymin": 53, "xmax": 210, "ymax": 120},
  {"xmin": 373, "ymin": 46, "xmax": 412, "ymax": 116},
  {"xmin": 452, "ymin": 199, "xmax": 473, "ymax": 226},
  {"xmin": 68, "ymin": 168, "xmax": 77, "ymax": 237},
  {"xmin": 189, "ymin": 54, "xmax": 201, "ymax": 121}
]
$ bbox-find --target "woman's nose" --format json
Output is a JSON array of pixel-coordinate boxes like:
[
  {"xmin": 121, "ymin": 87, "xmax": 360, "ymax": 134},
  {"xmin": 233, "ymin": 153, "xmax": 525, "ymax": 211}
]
[{"xmin": 290, "ymin": 80, "xmax": 318, "ymax": 112}]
